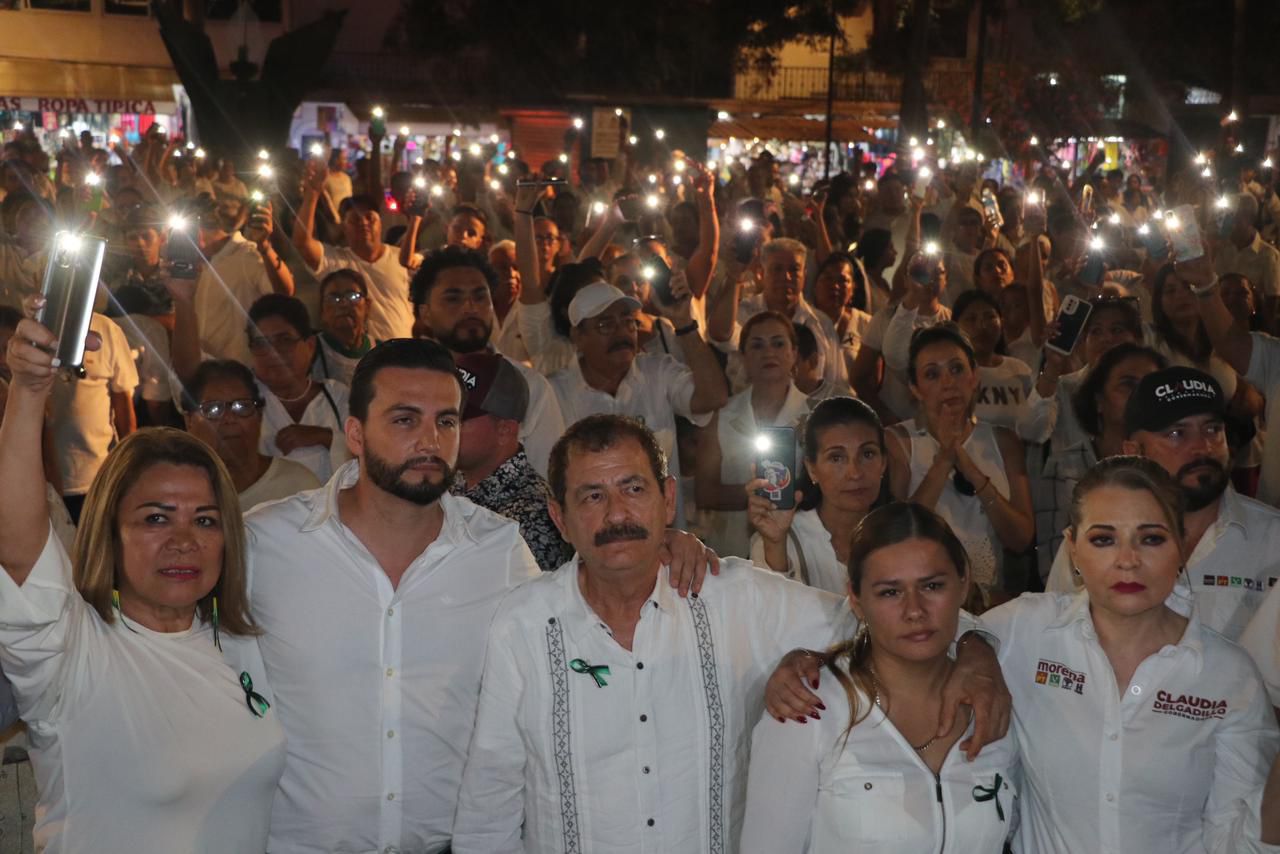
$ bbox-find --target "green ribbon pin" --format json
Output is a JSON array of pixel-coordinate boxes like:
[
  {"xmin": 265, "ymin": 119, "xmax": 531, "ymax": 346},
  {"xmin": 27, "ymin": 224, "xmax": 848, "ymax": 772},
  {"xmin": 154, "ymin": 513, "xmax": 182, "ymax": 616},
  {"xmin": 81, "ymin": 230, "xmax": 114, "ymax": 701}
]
[
  {"xmin": 569, "ymin": 658, "xmax": 611, "ymax": 688},
  {"xmin": 972, "ymin": 773, "xmax": 1006, "ymax": 822},
  {"xmin": 240, "ymin": 671, "xmax": 271, "ymax": 718}
]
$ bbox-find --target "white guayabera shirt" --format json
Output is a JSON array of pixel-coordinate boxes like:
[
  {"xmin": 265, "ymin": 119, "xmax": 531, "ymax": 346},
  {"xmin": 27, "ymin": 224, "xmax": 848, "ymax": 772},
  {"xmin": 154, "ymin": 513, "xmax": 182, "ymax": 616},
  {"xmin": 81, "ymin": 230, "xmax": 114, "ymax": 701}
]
[
  {"xmin": 452, "ymin": 557, "xmax": 852, "ymax": 854},
  {"xmin": 981, "ymin": 591, "xmax": 1279, "ymax": 854},
  {"xmin": 244, "ymin": 461, "xmax": 540, "ymax": 854}
]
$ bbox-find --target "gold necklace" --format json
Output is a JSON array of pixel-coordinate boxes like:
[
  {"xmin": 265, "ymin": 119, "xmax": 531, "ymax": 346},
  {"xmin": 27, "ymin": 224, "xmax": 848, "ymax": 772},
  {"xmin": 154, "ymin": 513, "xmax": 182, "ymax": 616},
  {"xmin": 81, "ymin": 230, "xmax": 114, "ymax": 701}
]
[{"xmin": 868, "ymin": 665, "xmax": 947, "ymax": 753}]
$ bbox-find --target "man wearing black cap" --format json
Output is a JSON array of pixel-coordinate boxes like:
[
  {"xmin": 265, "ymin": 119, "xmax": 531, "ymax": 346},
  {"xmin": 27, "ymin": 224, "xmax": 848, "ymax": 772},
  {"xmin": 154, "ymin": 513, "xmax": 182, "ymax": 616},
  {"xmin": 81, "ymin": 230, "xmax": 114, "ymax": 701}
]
[
  {"xmin": 1047, "ymin": 366, "xmax": 1280, "ymax": 648},
  {"xmin": 452, "ymin": 351, "xmax": 571, "ymax": 572}
]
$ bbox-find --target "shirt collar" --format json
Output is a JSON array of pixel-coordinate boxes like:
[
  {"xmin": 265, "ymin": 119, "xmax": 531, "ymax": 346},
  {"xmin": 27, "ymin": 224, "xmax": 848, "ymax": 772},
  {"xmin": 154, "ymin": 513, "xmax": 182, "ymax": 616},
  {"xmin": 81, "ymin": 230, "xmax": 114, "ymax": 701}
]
[
  {"xmin": 1044, "ymin": 587, "xmax": 1207, "ymax": 659},
  {"xmin": 564, "ymin": 557, "xmax": 675, "ymax": 629},
  {"xmin": 301, "ymin": 458, "xmax": 479, "ymax": 545},
  {"xmin": 1212, "ymin": 485, "xmax": 1249, "ymax": 540}
]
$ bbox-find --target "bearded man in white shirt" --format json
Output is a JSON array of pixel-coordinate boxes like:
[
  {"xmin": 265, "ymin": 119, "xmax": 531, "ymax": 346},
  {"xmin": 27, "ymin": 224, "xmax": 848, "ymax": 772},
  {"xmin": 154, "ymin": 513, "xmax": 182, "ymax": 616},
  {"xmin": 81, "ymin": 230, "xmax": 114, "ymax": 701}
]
[{"xmin": 453, "ymin": 415, "xmax": 1010, "ymax": 854}]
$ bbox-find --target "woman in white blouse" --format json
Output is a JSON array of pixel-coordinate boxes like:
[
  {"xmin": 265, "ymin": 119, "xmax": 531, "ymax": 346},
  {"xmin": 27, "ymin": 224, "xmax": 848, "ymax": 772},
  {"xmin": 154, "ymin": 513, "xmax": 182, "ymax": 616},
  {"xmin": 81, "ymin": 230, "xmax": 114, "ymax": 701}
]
[
  {"xmin": 886, "ymin": 324, "xmax": 1035, "ymax": 597},
  {"xmin": 696, "ymin": 310, "xmax": 812, "ymax": 558},
  {"xmin": 0, "ymin": 314, "xmax": 285, "ymax": 852},
  {"xmin": 741, "ymin": 502, "xmax": 1019, "ymax": 852},
  {"xmin": 951, "ymin": 289, "xmax": 1041, "ymax": 437},
  {"xmin": 748, "ymin": 396, "xmax": 886, "ymax": 594},
  {"xmin": 246, "ymin": 294, "xmax": 350, "ymax": 482},
  {"xmin": 984, "ymin": 456, "xmax": 1279, "ymax": 853}
]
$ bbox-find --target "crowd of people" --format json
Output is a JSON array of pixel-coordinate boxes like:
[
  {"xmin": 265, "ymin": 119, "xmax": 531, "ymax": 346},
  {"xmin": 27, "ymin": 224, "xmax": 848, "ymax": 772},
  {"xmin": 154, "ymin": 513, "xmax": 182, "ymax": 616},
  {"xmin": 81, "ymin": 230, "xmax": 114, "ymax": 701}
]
[{"xmin": 0, "ymin": 120, "xmax": 1279, "ymax": 852}]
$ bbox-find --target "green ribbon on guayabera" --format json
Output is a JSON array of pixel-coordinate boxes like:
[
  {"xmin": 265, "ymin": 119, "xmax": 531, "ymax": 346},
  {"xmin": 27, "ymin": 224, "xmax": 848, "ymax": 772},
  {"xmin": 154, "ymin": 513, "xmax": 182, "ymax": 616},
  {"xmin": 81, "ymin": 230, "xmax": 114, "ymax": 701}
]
[
  {"xmin": 569, "ymin": 658, "xmax": 611, "ymax": 688},
  {"xmin": 240, "ymin": 671, "xmax": 271, "ymax": 718},
  {"xmin": 972, "ymin": 774, "xmax": 1006, "ymax": 822}
]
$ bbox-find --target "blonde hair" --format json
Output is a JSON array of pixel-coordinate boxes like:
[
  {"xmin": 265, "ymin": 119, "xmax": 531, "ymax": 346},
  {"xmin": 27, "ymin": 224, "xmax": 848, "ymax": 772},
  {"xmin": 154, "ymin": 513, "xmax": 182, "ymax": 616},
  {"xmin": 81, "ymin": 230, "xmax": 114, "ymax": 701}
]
[
  {"xmin": 1067, "ymin": 455, "xmax": 1186, "ymax": 560},
  {"xmin": 73, "ymin": 428, "xmax": 258, "ymax": 636}
]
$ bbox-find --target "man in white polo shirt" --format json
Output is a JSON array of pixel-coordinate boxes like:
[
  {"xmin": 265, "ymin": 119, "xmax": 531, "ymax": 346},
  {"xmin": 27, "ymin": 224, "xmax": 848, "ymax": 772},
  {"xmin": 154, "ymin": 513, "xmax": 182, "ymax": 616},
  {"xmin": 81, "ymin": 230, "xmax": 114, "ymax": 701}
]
[
  {"xmin": 453, "ymin": 415, "xmax": 1010, "ymax": 853},
  {"xmin": 1046, "ymin": 367, "xmax": 1280, "ymax": 648},
  {"xmin": 549, "ymin": 280, "xmax": 728, "ymax": 525}
]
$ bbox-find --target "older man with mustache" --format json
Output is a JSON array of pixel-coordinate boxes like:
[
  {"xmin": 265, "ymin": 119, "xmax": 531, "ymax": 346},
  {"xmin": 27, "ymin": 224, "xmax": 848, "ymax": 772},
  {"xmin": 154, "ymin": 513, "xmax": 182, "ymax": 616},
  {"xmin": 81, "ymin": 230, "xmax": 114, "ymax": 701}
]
[
  {"xmin": 547, "ymin": 281, "xmax": 728, "ymax": 528},
  {"xmin": 1046, "ymin": 367, "xmax": 1280, "ymax": 656}
]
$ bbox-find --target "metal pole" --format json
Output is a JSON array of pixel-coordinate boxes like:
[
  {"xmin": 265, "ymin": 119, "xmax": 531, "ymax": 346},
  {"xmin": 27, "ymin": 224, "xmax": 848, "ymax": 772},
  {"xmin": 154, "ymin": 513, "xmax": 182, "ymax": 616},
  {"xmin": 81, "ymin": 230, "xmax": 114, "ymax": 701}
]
[{"xmin": 823, "ymin": 1, "xmax": 837, "ymax": 179}]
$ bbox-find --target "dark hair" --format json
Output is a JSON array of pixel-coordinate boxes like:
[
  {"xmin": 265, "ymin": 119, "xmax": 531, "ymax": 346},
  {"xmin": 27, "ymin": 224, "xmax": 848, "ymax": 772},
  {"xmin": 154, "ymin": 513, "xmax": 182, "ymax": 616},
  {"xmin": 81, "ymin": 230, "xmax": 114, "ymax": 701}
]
[
  {"xmin": 797, "ymin": 396, "xmax": 886, "ymax": 511},
  {"xmin": 548, "ymin": 260, "xmax": 606, "ymax": 339},
  {"xmin": 247, "ymin": 294, "xmax": 312, "ymax": 340},
  {"xmin": 349, "ymin": 338, "xmax": 465, "ymax": 421},
  {"xmin": 450, "ymin": 202, "xmax": 489, "ymax": 229},
  {"xmin": 1152, "ymin": 263, "xmax": 1212, "ymax": 362},
  {"xmin": 548, "ymin": 414, "xmax": 668, "ymax": 505},
  {"xmin": 1071, "ymin": 343, "xmax": 1166, "ymax": 437},
  {"xmin": 183, "ymin": 359, "xmax": 264, "ymax": 413},
  {"xmin": 854, "ymin": 228, "xmax": 893, "ymax": 269},
  {"xmin": 1067, "ymin": 455, "xmax": 1186, "ymax": 546},
  {"xmin": 410, "ymin": 245, "xmax": 501, "ymax": 308},
  {"xmin": 1084, "ymin": 295, "xmax": 1143, "ymax": 344},
  {"xmin": 339, "ymin": 193, "xmax": 381, "ymax": 217},
  {"xmin": 793, "ymin": 322, "xmax": 819, "ymax": 361},
  {"xmin": 828, "ymin": 502, "xmax": 969, "ymax": 731},
  {"xmin": 972, "ymin": 247, "xmax": 1013, "ymax": 288},
  {"xmin": 951, "ymin": 289, "xmax": 1007, "ymax": 356},
  {"xmin": 1219, "ymin": 273, "xmax": 1263, "ymax": 331},
  {"xmin": 0, "ymin": 305, "xmax": 21, "ymax": 332},
  {"xmin": 0, "ymin": 189, "xmax": 46, "ymax": 235},
  {"xmin": 907, "ymin": 323, "xmax": 977, "ymax": 385},
  {"xmin": 738, "ymin": 310, "xmax": 797, "ymax": 354}
]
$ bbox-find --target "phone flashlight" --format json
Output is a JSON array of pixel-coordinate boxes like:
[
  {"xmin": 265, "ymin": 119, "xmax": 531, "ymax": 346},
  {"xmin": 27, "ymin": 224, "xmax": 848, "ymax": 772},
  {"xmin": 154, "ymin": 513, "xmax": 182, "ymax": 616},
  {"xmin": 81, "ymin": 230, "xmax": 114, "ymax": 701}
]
[
  {"xmin": 58, "ymin": 233, "xmax": 83, "ymax": 254},
  {"xmin": 1090, "ymin": 236, "xmax": 1105, "ymax": 251},
  {"xmin": 371, "ymin": 107, "xmax": 385, "ymax": 119},
  {"xmin": 647, "ymin": 174, "xmax": 658, "ymax": 184},
  {"xmin": 708, "ymin": 159, "xmax": 718, "ymax": 170},
  {"xmin": 1108, "ymin": 212, "xmax": 1121, "ymax": 225},
  {"xmin": 1235, "ymin": 144, "xmax": 1245, "ymax": 154},
  {"xmin": 912, "ymin": 146, "xmax": 925, "ymax": 161},
  {"xmin": 399, "ymin": 126, "xmax": 410, "ymax": 137},
  {"xmin": 863, "ymin": 179, "xmax": 875, "ymax": 192},
  {"xmin": 923, "ymin": 240, "xmax": 940, "ymax": 256},
  {"xmin": 309, "ymin": 142, "xmax": 325, "ymax": 158},
  {"xmin": 1165, "ymin": 213, "xmax": 1181, "ymax": 230},
  {"xmin": 1026, "ymin": 190, "xmax": 1040, "ymax": 205},
  {"xmin": 1138, "ymin": 224, "xmax": 1150, "ymax": 235},
  {"xmin": 788, "ymin": 174, "xmax": 800, "ymax": 186},
  {"xmin": 645, "ymin": 194, "xmax": 660, "ymax": 209},
  {"xmin": 557, "ymin": 153, "xmax": 568, "ymax": 163},
  {"xmin": 490, "ymin": 134, "xmax": 500, "ymax": 144},
  {"xmin": 194, "ymin": 148, "xmax": 206, "ymax": 159},
  {"xmin": 674, "ymin": 159, "xmax": 686, "ymax": 173},
  {"xmin": 672, "ymin": 175, "xmax": 683, "ymax": 186},
  {"xmin": 753, "ymin": 434, "xmax": 772, "ymax": 452},
  {"xmin": 642, "ymin": 265, "xmax": 656, "ymax": 281},
  {"xmin": 469, "ymin": 144, "xmax": 482, "ymax": 157},
  {"xmin": 1194, "ymin": 152, "xmax": 1207, "ymax": 165},
  {"xmin": 431, "ymin": 184, "xmax": 444, "ymax": 197},
  {"xmin": 413, "ymin": 176, "xmax": 427, "ymax": 190},
  {"xmin": 83, "ymin": 173, "xmax": 101, "ymax": 188},
  {"xmin": 109, "ymin": 134, "xmax": 121, "ymax": 146},
  {"xmin": 250, "ymin": 190, "xmax": 265, "ymax": 203},
  {"xmin": 655, "ymin": 129, "xmax": 666, "ymax": 140},
  {"xmin": 572, "ymin": 117, "xmax": 584, "ymax": 130},
  {"xmin": 1216, "ymin": 196, "xmax": 1231, "ymax": 210},
  {"xmin": 489, "ymin": 180, "xmax": 501, "ymax": 192},
  {"xmin": 592, "ymin": 201, "xmax": 606, "ymax": 215},
  {"xmin": 1200, "ymin": 167, "xmax": 1213, "ymax": 178},
  {"xmin": 257, "ymin": 164, "xmax": 274, "ymax": 179},
  {"xmin": 498, "ymin": 163, "xmax": 509, "ymax": 175},
  {"xmin": 739, "ymin": 217, "xmax": 755, "ymax": 233},
  {"xmin": 168, "ymin": 214, "xmax": 188, "ymax": 232},
  {"xmin": 257, "ymin": 149, "xmax": 270, "ymax": 161},
  {"xmin": 1265, "ymin": 158, "xmax": 1275, "ymax": 170}
]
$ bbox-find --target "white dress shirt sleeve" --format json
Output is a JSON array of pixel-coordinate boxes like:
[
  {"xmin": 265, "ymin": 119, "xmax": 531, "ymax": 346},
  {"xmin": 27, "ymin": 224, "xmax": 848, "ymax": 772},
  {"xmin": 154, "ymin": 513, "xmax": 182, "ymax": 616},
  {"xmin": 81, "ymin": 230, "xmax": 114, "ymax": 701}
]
[
  {"xmin": 1240, "ymin": 582, "xmax": 1280, "ymax": 708},
  {"xmin": 515, "ymin": 300, "xmax": 563, "ymax": 374},
  {"xmin": 1015, "ymin": 385, "xmax": 1057, "ymax": 445},
  {"xmin": 513, "ymin": 364, "xmax": 566, "ymax": 478},
  {"xmin": 452, "ymin": 597, "xmax": 529, "ymax": 854},
  {"xmin": 1246, "ymin": 331, "xmax": 1280, "ymax": 393},
  {"xmin": 0, "ymin": 526, "xmax": 96, "ymax": 723},
  {"xmin": 1201, "ymin": 654, "xmax": 1280, "ymax": 853},
  {"xmin": 659, "ymin": 353, "xmax": 714, "ymax": 427},
  {"xmin": 739, "ymin": 706, "xmax": 824, "ymax": 853},
  {"xmin": 747, "ymin": 532, "xmax": 798, "ymax": 579},
  {"xmin": 882, "ymin": 306, "xmax": 918, "ymax": 374}
]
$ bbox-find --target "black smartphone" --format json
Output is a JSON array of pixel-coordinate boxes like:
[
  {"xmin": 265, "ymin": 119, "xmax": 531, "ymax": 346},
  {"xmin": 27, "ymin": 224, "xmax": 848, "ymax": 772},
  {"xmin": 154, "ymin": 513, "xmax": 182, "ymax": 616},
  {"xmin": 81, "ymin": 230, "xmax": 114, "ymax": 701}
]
[
  {"xmin": 616, "ymin": 195, "xmax": 641, "ymax": 222},
  {"xmin": 733, "ymin": 220, "xmax": 760, "ymax": 264},
  {"xmin": 164, "ymin": 220, "xmax": 203, "ymax": 280},
  {"xmin": 754, "ymin": 426, "xmax": 797, "ymax": 510},
  {"xmin": 1079, "ymin": 251, "xmax": 1106, "ymax": 288},
  {"xmin": 644, "ymin": 255, "xmax": 674, "ymax": 304},
  {"xmin": 38, "ymin": 232, "xmax": 107, "ymax": 372},
  {"xmin": 1045, "ymin": 295, "xmax": 1093, "ymax": 357}
]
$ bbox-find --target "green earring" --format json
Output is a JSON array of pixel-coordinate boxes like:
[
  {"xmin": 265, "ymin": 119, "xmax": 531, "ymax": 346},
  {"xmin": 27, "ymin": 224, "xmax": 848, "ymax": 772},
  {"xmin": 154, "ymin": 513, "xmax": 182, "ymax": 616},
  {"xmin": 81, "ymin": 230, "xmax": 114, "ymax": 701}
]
[
  {"xmin": 111, "ymin": 589, "xmax": 121, "ymax": 614},
  {"xmin": 211, "ymin": 595, "xmax": 222, "ymax": 652}
]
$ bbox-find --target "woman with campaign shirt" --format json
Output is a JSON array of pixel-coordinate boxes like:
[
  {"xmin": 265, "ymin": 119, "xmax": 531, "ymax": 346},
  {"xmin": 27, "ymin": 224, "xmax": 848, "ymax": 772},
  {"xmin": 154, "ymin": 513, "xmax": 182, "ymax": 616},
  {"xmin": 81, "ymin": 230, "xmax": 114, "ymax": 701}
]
[
  {"xmin": 741, "ymin": 502, "xmax": 1019, "ymax": 852},
  {"xmin": 696, "ymin": 311, "xmax": 811, "ymax": 558},
  {"xmin": 747, "ymin": 396, "xmax": 886, "ymax": 594},
  {"xmin": 983, "ymin": 456, "xmax": 1279, "ymax": 853},
  {"xmin": 951, "ymin": 290, "xmax": 1043, "ymax": 437},
  {"xmin": 247, "ymin": 294, "xmax": 351, "ymax": 482},
  {"xmin": 886, "ymin": 324, "xmax": 1035, "ymax": 595},
  {"xmin": 0, "ymin": 315, "xmax": 285, "ymax": 852}
]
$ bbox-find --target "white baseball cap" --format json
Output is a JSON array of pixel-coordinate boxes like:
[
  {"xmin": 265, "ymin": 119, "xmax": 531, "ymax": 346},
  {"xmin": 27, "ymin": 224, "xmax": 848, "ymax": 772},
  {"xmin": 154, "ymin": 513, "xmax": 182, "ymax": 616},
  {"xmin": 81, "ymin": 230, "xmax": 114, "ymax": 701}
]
[{"xmin": 567, "ymin": 281, "xmax": 642, "ymax": 327}]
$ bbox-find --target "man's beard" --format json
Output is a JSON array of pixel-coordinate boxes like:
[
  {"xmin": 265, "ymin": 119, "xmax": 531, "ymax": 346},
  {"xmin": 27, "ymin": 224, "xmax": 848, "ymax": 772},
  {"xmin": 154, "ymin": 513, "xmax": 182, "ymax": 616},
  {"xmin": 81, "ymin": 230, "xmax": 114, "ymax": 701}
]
[
  {"xmin": 1177, "ymin": 457, "xmax": 1230, "ymax": 512},
  {"xmin": 364, "ymin": 447, "xmax": 454, "ymax": 506},
  {"xmin": 438, "ymin": 318, "xmax": 493, "ymax": 354}
]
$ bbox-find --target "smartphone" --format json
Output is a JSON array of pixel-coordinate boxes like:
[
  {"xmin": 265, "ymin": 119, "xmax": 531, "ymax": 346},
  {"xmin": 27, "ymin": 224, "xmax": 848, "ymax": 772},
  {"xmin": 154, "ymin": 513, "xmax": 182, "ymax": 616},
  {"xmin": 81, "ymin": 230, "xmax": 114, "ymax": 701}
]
[
  {"xmin": 514, "ymin": 178, "xmax": 564, "ymax": 188},
  {"xmin": 644, "ymin": 255, "xmax": 674, "ymax": 304},
  {"xmin": 733, "ymin": 220, "xmax": 760, "ymax": 264},
  {"xmin": 1137, "ymin": 223, "xmax": 1169, "ymax": 261},
  {"xmin": 912, "ymin": 167, "xmax": 932, "ymax": 201},
  {"xmin": 754, "ymin": 426, "xmax": 797, "ymax": 510},
  {"xmin": 38, "ymin": 232, "xmax": 107, "ymax": 372},
  {"xmin": 1080, "ymin": 239, "xmax": 1106, "ymax": 287},
  {"xmin": 1163, "ymin": 204, "xmax": 1204, "ymax": 262},
  {"xmin": 248, "ymin": 190, "xmax": 271, "ymax": 239},
  {"xmin": 981, "ymin": 188, "xmax": 1003, "ymax": 228},
  {"xmin": 164, "ymin": 220, "xmax": 203, "ymax": 280},
  {"xmin": 1046, "ymin": 294, "xmax": 1093, "ymax": 356},
  {"xmin": 616, "ymin": 195, "xmax": 641, "ymax": 222}
]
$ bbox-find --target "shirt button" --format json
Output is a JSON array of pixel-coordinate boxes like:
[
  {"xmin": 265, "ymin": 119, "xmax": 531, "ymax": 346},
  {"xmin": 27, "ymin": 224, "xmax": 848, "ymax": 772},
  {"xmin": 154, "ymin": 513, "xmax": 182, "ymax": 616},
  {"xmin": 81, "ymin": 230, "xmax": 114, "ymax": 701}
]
[
  {"xmin": 387, "ymin": 793, "xmax": 396, "ymax": 801},
  {"xmin": 384, "ymin": 848, "xmax": 399, "ymax": 854},
  {"xmin": 1105, "ymin": 793, "xmax": 1115, "ymax": 803},
  {"xmin": 637, "ymin": 662, "xmax": 645, "ymax": 670},
  {"xmin": 387, "ymin": 607, "xmax": 395, "ymax": 617},
  {"xmin": 1130, "ymin": 685, "xmax": 1142, "ymax": 696},
  {"xmin": 642, "ymin": 766, "xmax": 651, "ymax": 774},
  {"xmin": 386, "ymin": 668, "xmax": 395, "ymax": 677},
  {"xmin": 1108, "ymin": 733, "xmax": 1118, "ymax": 741},
  {"xmin": 639, "ymin": 714, "xmax": 648, "ymax": 722},
  {"xmin": 647, "ymin": 819, "xmax": 655, "ymax": 827},
  {"xmin": 864, "ymin": 782, "xmax": 873, "ymax": 790},
  {"xmin": 387, "ymin": 730, "xmax": 395, "ymax": 739}
]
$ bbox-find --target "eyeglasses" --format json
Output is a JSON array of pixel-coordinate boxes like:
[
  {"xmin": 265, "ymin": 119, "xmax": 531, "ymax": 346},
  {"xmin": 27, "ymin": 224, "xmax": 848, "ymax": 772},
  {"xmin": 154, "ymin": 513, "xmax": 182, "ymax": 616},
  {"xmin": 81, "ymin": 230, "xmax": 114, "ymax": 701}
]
[
  {"xmin": 248, "ymin": 333, "xmax": 305, "ymax": 353},
  {"xmin": 192, "ymin": 398, "xmax": 261, "ymax": 420},
  {"xmin": 323, "ymin": 291, "xmax": 365, "ymax": 306},
  {"xmin": 590, "ymin": 315, "xmax": 640, "ymax": 335}
]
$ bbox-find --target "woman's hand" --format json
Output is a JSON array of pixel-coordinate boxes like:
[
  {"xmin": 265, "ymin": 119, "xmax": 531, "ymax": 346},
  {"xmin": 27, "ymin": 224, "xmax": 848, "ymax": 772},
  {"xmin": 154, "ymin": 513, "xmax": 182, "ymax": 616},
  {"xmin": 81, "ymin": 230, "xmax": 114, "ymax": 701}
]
[
  {"xmin": 9, "ymin": 301, "xmax": 101, "ymax": 395},
  {"xmin": 763, "ymin": 649, "xmax": 827, "ymax": 722},
  {"xmin": 659, "ymin": 528, "xmax": 720, "ymax": 598},
  {"xmin": 746, "ymin": 477, "xmax": 801, "ymax": 545}
]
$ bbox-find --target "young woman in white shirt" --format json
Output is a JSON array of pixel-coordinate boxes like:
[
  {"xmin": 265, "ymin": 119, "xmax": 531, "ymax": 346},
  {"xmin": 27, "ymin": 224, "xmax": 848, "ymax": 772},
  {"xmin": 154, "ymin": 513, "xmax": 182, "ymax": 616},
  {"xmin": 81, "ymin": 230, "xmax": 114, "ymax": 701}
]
[
  {"xmin": 951, "ymin": 289, "xmax": 1036, "ymax": 435},
  {"xmin": 0, "ymin": 314, "xmax": 285, "ymax": 853},
  {"xmin": 984, "ymin": 456, "xmax": 1279, "ymax": 853},
  {"xmin": 741, "ymin": 502, "xmax": 1019, "ymax": 853},
  {"xmin": 886, "ymin": 324, "xmax": 1035, "ymax": 597},
  {"xmin": 747, "ymin": 396, "xmax": 886, "ymax": 594}
]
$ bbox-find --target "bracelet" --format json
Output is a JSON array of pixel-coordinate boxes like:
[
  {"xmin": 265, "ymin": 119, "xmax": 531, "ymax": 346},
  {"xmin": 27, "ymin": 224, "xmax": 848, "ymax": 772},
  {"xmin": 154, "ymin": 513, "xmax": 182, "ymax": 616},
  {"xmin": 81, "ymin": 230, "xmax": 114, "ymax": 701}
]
[{"xmin": 674, "ymin": 320, "xmax": 699, "ymax": 336}]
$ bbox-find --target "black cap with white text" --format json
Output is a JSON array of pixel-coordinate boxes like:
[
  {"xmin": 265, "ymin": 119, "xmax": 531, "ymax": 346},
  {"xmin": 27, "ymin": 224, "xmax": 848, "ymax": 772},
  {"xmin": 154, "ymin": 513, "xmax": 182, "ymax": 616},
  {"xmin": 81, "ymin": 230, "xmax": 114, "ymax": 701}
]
[{"xmin": 1123, "ymin": 366, "xmax": 1226, "ymax": 437}]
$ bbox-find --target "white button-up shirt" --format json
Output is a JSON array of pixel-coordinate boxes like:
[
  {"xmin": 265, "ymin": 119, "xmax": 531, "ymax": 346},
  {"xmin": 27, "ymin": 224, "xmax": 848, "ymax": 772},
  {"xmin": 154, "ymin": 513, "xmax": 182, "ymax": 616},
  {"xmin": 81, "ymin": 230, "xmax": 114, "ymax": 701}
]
[
  {"xmin": 1215, "ymin": 230, "xmax": 1280, "ymax": 297},
  {"xmin": 740, "ymin": 676, "xmax": 1019, "ymax": 853},
  {"xmin": 749, "ymin": 508, "xmax": 847, "ymax": 595},
  {"xmin": 194, "ymin": 231, "xmax": 275, "ymax": 364},
  {"xmin": 245, "ymin": 461, "xmax": 540, "ymax": 853},
  {"xmin": 452, "ymin": 557, "xmax": 852, "ymax": 854},
  {"xmin": 982, "ymin": 591, "xmax": 1279, "ymax": 854},
  {"xmin": 1241, "ymin": 582, "xmax": 1280, "ymax": 708},
  {"xmin": 1046, "ymin": 486, "xmax": 1280, "ymax": 642}
]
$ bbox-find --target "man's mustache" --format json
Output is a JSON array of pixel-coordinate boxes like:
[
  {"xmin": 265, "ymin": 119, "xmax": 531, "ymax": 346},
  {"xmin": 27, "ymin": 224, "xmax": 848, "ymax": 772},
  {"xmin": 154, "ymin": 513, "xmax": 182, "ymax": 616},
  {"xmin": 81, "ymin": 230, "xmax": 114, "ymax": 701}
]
[
  {"xmin": 594, "ymin": 522, "xmax": 650, "ymax": 546},
  {"xmin": 608, "ymin": 340, "xmax": 635, "ymax": 353},
  {"xmin": 1176, "ymin": 457, "xmax": 1225, "ymax": 480}
]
